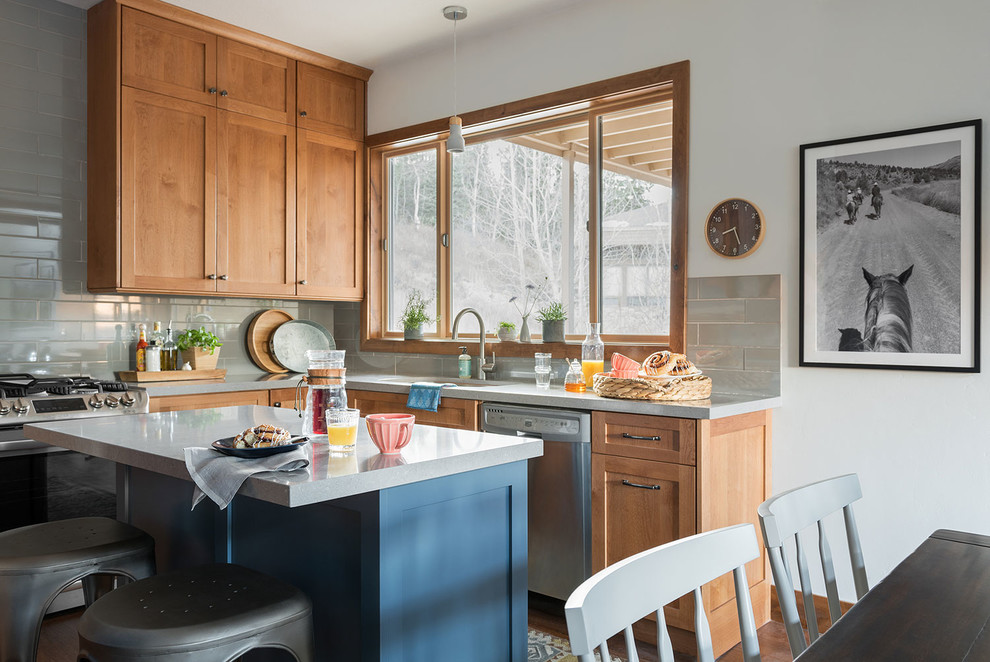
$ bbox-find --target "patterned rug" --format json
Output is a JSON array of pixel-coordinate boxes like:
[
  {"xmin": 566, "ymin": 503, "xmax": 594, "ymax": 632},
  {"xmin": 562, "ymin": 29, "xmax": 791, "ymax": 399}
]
[{"xmin": 528, "ymin": 628, "xmax": 623, "ymax": 662}]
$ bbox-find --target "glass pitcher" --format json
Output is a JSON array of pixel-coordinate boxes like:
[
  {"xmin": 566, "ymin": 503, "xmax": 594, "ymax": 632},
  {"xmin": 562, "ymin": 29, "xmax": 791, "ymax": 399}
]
[{"xmin": 296, "ymin": 349, "xmax": 347, "ymax": 439}]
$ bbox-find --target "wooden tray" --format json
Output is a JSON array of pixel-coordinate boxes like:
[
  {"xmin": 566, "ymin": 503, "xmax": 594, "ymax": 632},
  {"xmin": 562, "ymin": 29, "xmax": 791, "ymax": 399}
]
[
  {"xmin": 246, "ymin": 309, "xmax": 294, "ymax": 373},
  {"xmin": 119, "ymin": 369, "xmax": 227, "ymax": 382}
]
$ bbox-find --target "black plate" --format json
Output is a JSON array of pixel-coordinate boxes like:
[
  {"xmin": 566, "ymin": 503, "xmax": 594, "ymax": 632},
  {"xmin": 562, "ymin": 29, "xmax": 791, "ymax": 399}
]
[{"xmin": 211, "ymin": 436, "xmax": 309, "ymax": 458}]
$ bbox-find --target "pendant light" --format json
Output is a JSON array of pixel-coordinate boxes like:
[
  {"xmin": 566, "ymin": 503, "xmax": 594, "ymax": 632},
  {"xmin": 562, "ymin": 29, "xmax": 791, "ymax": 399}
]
[{"xmin": 443, "ymin": 5, "xmax": 467, "ymax": 153}]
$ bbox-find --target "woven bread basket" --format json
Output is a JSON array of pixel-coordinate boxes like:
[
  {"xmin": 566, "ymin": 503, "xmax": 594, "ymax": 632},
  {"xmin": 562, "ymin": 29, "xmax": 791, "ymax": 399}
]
[{"xmin": 592, "ymin": 372, "xmax": 712, "ymax": 401}]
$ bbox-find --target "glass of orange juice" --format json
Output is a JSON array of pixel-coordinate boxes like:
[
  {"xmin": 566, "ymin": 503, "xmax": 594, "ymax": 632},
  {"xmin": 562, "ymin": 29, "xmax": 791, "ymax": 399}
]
[
  {"xmin": 581, "ymin": 359, "xmax": 604, "ymax": 387},
  {"xmin": 325, "ymin": 407, "xmax": 360, "ymax": 452}
]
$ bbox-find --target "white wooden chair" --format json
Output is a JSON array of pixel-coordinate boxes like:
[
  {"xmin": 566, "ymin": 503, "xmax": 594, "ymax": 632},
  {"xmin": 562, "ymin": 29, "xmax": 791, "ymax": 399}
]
[
  {"xmin": 757, "ymin": 473, "xmax": 868, "ymax": 658},
  {"xmin": 564, "ymin": 524, "xmax": 762, "ymax": 662}
]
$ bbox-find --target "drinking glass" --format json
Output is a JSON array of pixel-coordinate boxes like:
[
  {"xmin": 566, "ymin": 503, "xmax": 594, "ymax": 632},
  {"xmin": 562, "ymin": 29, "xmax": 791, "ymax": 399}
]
[
  {"xmin": 534, "ymin": 353, "xmax": 552, "ymax": 389},
  {"xmin": 325, "ymin": 407, "xmax": 360, "ymax": 452}
]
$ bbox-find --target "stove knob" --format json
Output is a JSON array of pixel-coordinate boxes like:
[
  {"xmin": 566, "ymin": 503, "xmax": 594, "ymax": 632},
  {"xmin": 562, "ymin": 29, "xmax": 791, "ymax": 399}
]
[
  {"xmin": 120, "ymin": 393, "xmax": 136, "ymax": 408},
  {"xmin": 105, "ymin": 396, "xmax": 120, "ymax": 409},
  {"xmin": 12, "ymin": 398, "xmax": 29, "ymax": 414},
  {"xmin": 89, "ymin": 395, "xmax": 104, "ymax": 409},
  {"xmin": 0, "ymin": 399, "xmax": 10, "ymax": 415}
]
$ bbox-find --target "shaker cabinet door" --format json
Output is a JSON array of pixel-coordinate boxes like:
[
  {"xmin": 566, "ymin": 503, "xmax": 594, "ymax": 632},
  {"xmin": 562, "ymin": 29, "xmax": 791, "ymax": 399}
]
[
  {"xmin": 217, "ymin": 38, "xmax": 296, "ymax": 124},
  {"xmin": 296, "ymin": 130, "xmax": 363, "ymax": 300},
  {"xmin": 217, "ymin": 112, "xmax": 296, "ymax": 297},
  {"xmin": 120, "ymin": 87, "xmax": 217, "ymax": 293},
  {"xmin": 121, "ymin": 8, "xmax": 217, "ymax": 105},
  {"xmin": 296, "ymin": 62, "xmax": 365, "ymax": 140}
]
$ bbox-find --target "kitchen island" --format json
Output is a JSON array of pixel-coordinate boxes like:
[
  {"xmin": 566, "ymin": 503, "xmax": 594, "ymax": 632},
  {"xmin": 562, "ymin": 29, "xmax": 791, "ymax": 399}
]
[{"xmin": 26, "ymin": 406, "xmax": 541, "ymax": 662}]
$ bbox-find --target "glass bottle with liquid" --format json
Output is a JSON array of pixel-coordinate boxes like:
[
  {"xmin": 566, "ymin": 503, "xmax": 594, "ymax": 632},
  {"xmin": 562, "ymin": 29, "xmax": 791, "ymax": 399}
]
[
  {"xmin": 581, "ymin": 323, "xmax": 605, "ymax": 387},
  {"xmin": 564, "ymin": 359, "xmax": 587, "ymax": 393},
  {"xmin": 297, "ymin": 350, "xmax": 347, "ymax": 439},
  {"xmin": 135, "ymin": 324, "xmax": 148, "ymax": 371},
  {"xmin": 162, "ymin": 326, "xmax": 178, "ymax": 371}
]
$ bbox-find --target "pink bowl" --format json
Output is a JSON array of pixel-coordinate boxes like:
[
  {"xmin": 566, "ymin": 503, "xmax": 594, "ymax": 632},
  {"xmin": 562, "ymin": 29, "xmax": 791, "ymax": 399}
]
[{"xmin": 365, "ymin": 413, "xmax": 415, "ymax": 455}]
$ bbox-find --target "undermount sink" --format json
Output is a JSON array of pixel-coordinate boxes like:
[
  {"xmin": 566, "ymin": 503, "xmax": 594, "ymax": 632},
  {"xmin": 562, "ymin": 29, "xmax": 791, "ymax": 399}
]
[{"xmin": 377, "ymin": 376, "xmax": 515, "ymax": 388}]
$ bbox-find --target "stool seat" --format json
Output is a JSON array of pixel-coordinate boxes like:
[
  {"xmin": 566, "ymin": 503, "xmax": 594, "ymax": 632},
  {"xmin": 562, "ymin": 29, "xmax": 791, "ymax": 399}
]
[
  {"xmin": 79, "ymin": 564, "xmax": 314, "ymax": 661},
  {"xmin": 0, "ymin": 517, "xmax": 153, "ymax": 574},
  {"xmin": 0, "ymin": 517, "xmax": 155, "ymax": 662}
]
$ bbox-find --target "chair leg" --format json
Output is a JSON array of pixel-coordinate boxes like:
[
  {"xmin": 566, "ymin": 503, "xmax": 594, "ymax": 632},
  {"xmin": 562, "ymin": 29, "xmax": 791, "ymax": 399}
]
[
  {"xmin": 82, "ymin": 574, "xmax": 116, "ymax": 607},
  {"xmin": 0, "ymin": 576, "xmax": 53, "ymax": 662}
]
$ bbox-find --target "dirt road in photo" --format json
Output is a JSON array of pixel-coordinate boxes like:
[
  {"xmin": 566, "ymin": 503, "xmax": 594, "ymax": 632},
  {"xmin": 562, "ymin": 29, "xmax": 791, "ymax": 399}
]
[{"xmin": 815, "ymin": 192, "xmax": 961, "ymax": 353}]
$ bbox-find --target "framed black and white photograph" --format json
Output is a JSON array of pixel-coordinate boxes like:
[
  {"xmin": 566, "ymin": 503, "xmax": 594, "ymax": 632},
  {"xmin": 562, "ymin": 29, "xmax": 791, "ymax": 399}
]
[{"xmin": 800, "ymin": 120, "xmax": 981, "ymax": 371}]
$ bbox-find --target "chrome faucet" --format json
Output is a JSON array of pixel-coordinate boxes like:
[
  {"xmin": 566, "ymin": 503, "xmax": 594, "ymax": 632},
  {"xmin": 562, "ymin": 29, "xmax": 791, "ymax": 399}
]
[{"xmin": 451, "ymin": 308, "xmax": 496, "ymax": 380}]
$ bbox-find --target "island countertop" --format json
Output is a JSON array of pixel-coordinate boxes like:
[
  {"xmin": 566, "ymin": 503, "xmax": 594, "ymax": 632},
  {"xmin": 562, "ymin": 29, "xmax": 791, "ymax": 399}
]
[{"xmin": 24, "ymin": 405, "xmax": 542, "ymax": 508}]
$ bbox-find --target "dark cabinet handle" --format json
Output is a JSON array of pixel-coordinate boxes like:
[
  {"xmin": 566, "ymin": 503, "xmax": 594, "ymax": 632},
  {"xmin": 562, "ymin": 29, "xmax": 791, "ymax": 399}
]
[
  {"xmin": 207, "ymin": 274, "xmax": 217, "ymax": 280},
  {"xmin": 299, "ymin": 110, "xmax": 307, "ymax": 117},
  {"xmin": 621, "ymin": 433, "xmax": 661, "ymax": 441},
  {"xmin": 208, "ymin": 87, "xmax": 217, "ymax": 94},
  {"xmin": 274, "ymin": 402, "xmax": 282, "ymax": 407},
  {"xmin": 219, "ymin": 274, "xmax": 229, "ymax": 280},
  {"xmin": 622, "ymin": 479, "xmax": 661, "ymax": 491},
  {"xmin": 220, "ymin": 90, "xmax": 228, "ymax": 97}
]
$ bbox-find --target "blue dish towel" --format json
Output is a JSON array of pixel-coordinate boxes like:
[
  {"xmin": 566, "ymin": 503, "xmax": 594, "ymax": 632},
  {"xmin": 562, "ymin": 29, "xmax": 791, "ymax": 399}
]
[{"xmin": 406, "ymin": 382, "xmax": 455, "ymax": 412}]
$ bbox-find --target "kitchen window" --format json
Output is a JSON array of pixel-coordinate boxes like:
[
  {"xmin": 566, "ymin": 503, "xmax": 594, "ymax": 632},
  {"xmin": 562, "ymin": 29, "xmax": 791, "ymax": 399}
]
[{"xmin": 366, "ymin": 63, "xmax": 688, "ymax": 357}]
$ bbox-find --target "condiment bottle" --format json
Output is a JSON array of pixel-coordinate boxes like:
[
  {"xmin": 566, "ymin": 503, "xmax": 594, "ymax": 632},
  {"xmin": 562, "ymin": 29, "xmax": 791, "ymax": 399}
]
[
  {"xmin": 581, "ymin": 322, "xmax": 604, "ymax": 387},
  {"xmin": 162, "ymin": 325, "xmax": 178, "ymax": 371},
  {"xmin": 145, "ymin": 340, "xmax": 161, "ymax": 372},
  {"xmin": 135, "ymin": 324, "xmax": 148, "ymax": 371},
  {"xmin": 564, "ymin": 359, "xmax": 586, "ymax": 393},
  {"xmin": 458, "ymin": 346, "xmax": 471, "ymax": 379}
]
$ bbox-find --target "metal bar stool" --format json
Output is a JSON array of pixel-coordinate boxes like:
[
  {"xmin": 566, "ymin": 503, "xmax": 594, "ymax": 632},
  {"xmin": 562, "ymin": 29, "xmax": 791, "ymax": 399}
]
[
  {"xmin": 0, "ymin": 517, "xmax": 156, "ymax": 662},
  {"xmin": 77, "ymin": 563, "xmax": 315, "ymax": 661}
]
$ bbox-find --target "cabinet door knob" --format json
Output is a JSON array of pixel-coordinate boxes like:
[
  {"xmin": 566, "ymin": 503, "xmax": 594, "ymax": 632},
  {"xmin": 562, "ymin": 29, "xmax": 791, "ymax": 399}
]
[
  {"xmin": 208, "ymin": 87, "xmax": 217, "ymax": 94},
  {"xmin": 220, "ymin": 90, "xmax": 228, "ymax": 97},
  {"xmin": 299, "ymin": 280, "xmax": 308, "ymax": 285},
  {"xmin": 207, "ymin": 274, "xmax": 217, "ymax": 280},
  {"xmin": 219, "ymin": 274, "xmax": 229, "ymax": 280},
  {"xmin": 274, "ymin": 402, "xmax": 282, "ymax": 407},
  {"xmin": 299, "ymin": 110, "xmax": 307, "ymax": 117}
]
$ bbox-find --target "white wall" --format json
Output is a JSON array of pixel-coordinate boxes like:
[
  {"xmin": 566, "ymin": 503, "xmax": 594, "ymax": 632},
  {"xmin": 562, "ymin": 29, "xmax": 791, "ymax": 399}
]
[{"xmin": 367, "ymin": 0, "xmax": 990, "ymax": 598}]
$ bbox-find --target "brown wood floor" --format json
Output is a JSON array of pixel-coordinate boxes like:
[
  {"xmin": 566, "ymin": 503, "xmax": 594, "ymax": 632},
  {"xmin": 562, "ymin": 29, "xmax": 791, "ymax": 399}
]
[{"xmin": 39, "ymin": 599, "xmax": 794, "ymax": 662}]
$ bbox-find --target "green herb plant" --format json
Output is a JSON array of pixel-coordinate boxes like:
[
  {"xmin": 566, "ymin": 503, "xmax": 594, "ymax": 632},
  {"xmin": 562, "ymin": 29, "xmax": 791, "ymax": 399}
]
[
  {"xmin": 536, "ymin": 302, "xmax": 567, "ymax": 322},
  {"xmin": 399, "ymin": 290, "xmax": 438, "ymax": 330},
  {"xmin": 176, "ymin": 327, "xmax": 223, "ymax": 355},
  {"xmin": 498, "ymin": 321, "xmax": 516, "ymax": 330}
]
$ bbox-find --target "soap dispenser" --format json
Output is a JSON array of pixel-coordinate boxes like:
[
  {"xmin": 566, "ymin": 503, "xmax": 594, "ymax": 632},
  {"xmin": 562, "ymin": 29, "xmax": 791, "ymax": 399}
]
[{"xmin": 458, "ymin": 346, "xmax": 472, "ymax": 379}]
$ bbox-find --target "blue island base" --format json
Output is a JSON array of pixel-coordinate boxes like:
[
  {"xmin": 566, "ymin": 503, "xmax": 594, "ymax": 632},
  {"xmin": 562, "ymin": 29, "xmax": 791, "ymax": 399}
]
[{"xmin": 122, "ymin": 461, "xmax": 529, "ymax": 662}]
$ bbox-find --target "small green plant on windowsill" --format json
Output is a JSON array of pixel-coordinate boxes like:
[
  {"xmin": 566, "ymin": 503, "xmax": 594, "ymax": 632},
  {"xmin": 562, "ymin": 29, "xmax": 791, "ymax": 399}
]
[
  {"xmin": 399, "ymin": 290, "xmax": 438, "ymax": 340},
  {"xmin": 497, "ymin": 321, "xmax": 518, "ymax": 342},
  {"xmin": 536, "ymin": 302, "xmax": 567, "ymax": 343}
]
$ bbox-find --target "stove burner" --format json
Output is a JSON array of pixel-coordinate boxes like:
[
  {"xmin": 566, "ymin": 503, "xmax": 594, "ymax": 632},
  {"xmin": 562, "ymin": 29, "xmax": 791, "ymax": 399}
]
[
  {"xmin": 97, "ymin": 381, "xmax": 128, "ymax": 392},
  {"xmin": 47, "ymin": 385, "xmax": 74, "ymax": 395},
  {"xmin": 0, "ymin": 373, "xmax": 132, "ymax": 399}
]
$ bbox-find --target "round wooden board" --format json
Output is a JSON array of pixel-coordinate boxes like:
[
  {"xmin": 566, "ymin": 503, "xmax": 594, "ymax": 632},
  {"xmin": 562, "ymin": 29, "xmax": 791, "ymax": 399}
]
[{"xmin": 246, "ymin": 309, "xmax": 294, "ymax": 373}]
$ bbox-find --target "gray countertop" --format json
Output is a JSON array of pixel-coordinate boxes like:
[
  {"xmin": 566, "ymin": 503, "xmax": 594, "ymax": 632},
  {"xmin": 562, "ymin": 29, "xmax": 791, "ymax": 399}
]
[
  {"xmin": 133, "ymin": 371, "xmax": 781, "ymax": 420},
  {"xmin": 25, "ymin": 406, "xmax": 542, "ymax": 508}
]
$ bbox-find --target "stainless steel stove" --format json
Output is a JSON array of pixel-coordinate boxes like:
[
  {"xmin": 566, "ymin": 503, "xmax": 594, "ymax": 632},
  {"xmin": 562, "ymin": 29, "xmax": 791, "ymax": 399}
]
[{"xmin": 0, "ymin": 373, "xmax": 149, "ymax": 455}]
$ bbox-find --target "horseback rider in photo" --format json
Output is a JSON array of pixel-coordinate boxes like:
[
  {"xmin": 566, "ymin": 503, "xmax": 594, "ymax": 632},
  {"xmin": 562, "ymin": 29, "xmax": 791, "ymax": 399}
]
[{"xmin": 871, "ymin": 181, "xmax": 883, "ymax": 219}]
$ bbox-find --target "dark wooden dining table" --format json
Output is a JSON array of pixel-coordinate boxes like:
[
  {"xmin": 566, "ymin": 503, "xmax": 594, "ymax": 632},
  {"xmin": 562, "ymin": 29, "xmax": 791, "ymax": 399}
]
[{"xmin": 795, "ymin": 529, "xmax": 990, "ymax": 661}]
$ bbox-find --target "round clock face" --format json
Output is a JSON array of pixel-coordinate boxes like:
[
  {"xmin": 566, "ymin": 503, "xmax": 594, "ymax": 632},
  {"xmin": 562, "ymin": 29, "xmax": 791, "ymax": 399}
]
[{"xmin": 705, "ymin": 198, "xmax": 765, "ymax": 258}]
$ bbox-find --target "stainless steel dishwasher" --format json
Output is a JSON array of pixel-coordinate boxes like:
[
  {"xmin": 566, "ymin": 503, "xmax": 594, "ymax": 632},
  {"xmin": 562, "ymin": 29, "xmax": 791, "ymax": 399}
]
[{"xmin": 481, "ymin": 402, "xmax": 591, "ymax": 601}]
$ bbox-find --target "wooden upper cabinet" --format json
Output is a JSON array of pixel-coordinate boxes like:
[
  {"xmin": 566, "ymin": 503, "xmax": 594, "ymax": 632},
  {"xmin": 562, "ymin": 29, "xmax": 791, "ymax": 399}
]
[
  {"xmin": 120, "ymin": 86, "xmax": 217, "ymax": 293},
  {"xmin": 297, "ymin": 62, "xmax": 365, "ymax": 139},
  {"xmin": 297, "ymin": 130, "xmax": 363, "ymax": 300},
  {"xmin": 217, "ymin": 112, "xmax": 296, "ymax": 297},
  {"xmin": 217, "ymin": 38, "xmax": 296, "ymax": 124},
  {"xmin": 121, "ymin": 8, "xmax": 217, "ymax": 105}
]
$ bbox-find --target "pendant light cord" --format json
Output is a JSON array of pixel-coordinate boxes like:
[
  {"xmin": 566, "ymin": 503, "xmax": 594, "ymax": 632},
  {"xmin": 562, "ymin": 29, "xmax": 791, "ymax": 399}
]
[{"xmin": 452, "ymin": 16, "xmax": 458, "ymax": 117}]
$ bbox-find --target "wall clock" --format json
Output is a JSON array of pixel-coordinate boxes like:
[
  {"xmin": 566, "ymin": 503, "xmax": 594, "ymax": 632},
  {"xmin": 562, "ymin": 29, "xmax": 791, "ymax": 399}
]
[{"xmin": 705, "ymin": 198, "xmax": 765, "ymax": 258}]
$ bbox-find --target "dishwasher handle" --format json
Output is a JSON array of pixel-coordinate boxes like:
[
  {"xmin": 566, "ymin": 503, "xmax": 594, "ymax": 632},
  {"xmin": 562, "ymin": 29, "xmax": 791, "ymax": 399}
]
[
  {"xmin": 622, "ymin": 479, "xmax": 662, "ymax": 491},
  {"xmin": 621, "ymin": 432, "xmax": 661, "ymax": 442}
]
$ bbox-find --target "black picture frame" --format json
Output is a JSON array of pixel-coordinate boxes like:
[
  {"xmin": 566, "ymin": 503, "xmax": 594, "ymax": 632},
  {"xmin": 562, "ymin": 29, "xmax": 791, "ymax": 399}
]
[{"xmin": 799, "ymin": 120, "xmax": 981, "ymax": 372}]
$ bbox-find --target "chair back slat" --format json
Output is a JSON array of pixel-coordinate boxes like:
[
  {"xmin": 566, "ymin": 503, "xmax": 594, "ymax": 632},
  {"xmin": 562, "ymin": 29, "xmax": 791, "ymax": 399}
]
[
  {"xmin": 817, "ymin": 520, "xmax": 842, "ymax": 623},
  {"xmin": 565, "ymin": 525, "xmax": 761, "ymax": 661},
  {"xmin": 793, "ymin": 533, "xmax": 820, "ymax": 642},
  {"xmin": 656, "ymin": 607, "xmax": 675, "ymax": 662},
  {"xmin": 624, "ymin": 625, "xmax": 640, "ymax": 662},
  {"xmin": 733, "ymin": 565, "xmax": 762, "ymax": 662},
  {"xmin": 758, "ymin": 474, "xmax": 870, "ymax": 658},
  {"xmin": 843, "ymin": 505, "xmax": 869, "ymax": 600},
  {"xmin": 694, "ymin": 586, "xmax": 715, "ymax": 662}
]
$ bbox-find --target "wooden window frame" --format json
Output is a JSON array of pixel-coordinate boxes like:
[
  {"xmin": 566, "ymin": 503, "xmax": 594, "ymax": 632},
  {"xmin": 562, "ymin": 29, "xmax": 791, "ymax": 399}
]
[{"xmin": 363, "ymin": 61, "xmax": 689, "ymax": 363}]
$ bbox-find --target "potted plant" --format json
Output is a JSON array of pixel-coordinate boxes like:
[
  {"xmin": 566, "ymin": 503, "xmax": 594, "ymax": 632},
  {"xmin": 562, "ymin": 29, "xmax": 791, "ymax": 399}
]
[
  {"xmin": 176, "ymin": 327, "xmax": 223, "ymax": 370},
  {"xmin": 536, "ymin": 302, "xmax": 567, "ymax": 343},
  {"xmin": 399, "ymin": 290, "xmax": 437, "ymax": 340},
  {"xmin": 497, "ymin": 321, "xmax": 517, "ymax": 342}
]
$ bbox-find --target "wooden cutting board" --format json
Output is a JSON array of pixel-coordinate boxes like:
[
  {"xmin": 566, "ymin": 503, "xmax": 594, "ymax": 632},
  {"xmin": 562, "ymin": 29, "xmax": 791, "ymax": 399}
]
[
  {"xmin": 119, "ymin": 369, "xmax": 226, "ymax": 382},
  {"xmin": 246, "ymin": 309, "xmax": 294, "ymax": 373}
]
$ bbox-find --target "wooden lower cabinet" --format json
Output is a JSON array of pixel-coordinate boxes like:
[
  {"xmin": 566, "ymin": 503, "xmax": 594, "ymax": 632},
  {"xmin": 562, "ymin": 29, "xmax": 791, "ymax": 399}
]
[
  {"xmin": 268, "ymin": 387, "xmax": 300, "ymax": 410},
  {"xmin": 348, "ymin": 389, "xmax": 479, "ymax": 431},
  {"xmin": 149, "ymin": 390, "xmax": 270, "ymax": 413},
  {"xmin": 591, "ymin": 409, "xmax": 773, "ymax": 658}
]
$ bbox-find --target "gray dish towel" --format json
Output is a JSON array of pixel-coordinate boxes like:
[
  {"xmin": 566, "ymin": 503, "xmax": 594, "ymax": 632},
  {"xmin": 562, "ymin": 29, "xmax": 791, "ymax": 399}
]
[{"xmin": 183, "ymin": 446, "xmax": 310, "ymax": 510}]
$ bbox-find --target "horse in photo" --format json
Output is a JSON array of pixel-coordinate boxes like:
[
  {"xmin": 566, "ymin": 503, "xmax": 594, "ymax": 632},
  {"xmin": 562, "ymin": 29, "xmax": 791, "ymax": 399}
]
[{"xmin": 862, "ymin": 266, "xmax": 914, "ymax": 352}]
